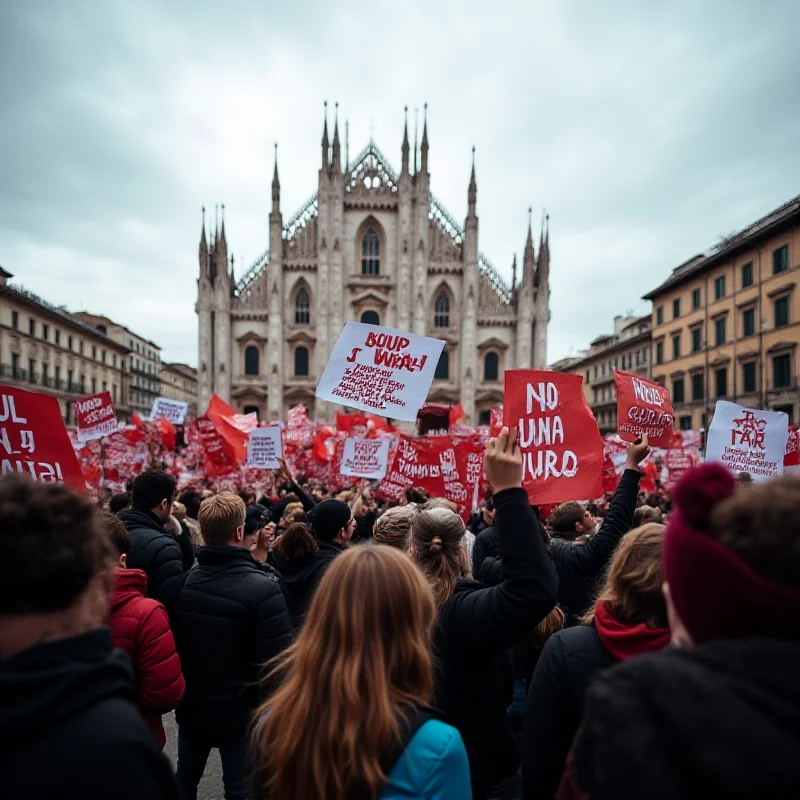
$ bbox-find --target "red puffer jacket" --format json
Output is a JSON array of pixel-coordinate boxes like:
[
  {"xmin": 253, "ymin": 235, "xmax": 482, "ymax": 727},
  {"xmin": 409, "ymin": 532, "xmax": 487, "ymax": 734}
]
[{"xmin": 109, "ymin": 568, "xmax": 185, "ymax": 748}]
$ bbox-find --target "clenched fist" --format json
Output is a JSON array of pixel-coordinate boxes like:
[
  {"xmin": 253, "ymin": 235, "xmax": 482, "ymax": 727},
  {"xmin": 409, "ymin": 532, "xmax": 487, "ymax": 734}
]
[{"xmin": 484, "ymin": 426, "xmax": 523, "ymax": 494}]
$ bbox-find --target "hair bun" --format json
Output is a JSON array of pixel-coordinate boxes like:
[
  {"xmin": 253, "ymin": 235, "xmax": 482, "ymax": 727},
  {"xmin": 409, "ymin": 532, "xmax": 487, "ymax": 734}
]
[
  {"xmin": 673, "ymin": 463, "xmax": 736, "ymax": 528},
  {"xmin": 429, "ymin": 535, "xmax": 443, "ymax": 554}
]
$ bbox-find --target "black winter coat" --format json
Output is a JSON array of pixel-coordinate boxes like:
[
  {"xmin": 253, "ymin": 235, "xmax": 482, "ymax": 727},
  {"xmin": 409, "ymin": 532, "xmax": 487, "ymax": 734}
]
[
  {"xmin": 432, "ymin": 487, "xmax": 558, "ymax": 800},
  {"xmin": 174, "ymin": 546, "xmax": 291, "ymax": 745},
  {"xmin": 118, "ymin": 509, "xmax": 186, "ymax": 615},
  {"xmin": 0, "ymin": 628, "xmax": 179, "ymax": 800},
  {"xmin": 471, "ymin": 524, "xmax": 498, "ymax": 578},
  {"xmin": 561, "ymin": 637, "xmax": 800, "ymax": 800},
  {"xmin": 523, "ymin": 624, "xmax": 614, "ymax": 800}
]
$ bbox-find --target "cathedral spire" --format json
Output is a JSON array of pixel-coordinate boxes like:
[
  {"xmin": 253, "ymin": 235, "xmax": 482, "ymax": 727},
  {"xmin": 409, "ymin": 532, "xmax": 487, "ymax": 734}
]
[
  {"xmin": 272, "ymin": 143, "xmax": 280, "ymax": 212},
  {"xmin": 219, "ymin": 203, "xmax": 226, "ymax": 243},
  {"xmin": 511, "ymin": 253, "xmax": 517, "ymax": 292},
  {"xmin": 413, "ymin": 107, "xmax": 418, "ymax": 175},
  {"xmin": 401, "ymin": 105, "xmax": 410, "ymax": 174},
  {"xmin": 331, "ymin": 102, "xmax": 341, "ymax": 172},
  {"xmin": 420, "ymin": 103, "xmax": 429, "ymax": 173},
  {"xmin": 321, "ymin": 101, "xmax": 329, "ymax": 169},
  {"xmin": 199, "ymin": 206, "xmax": 208, "ymax": 256},
  {"xmin": 467, "ymin": 147, "xmax": 477, "ymax": 213},
  {"xmin": 527, "ymin": 206, "xmax": 534, "ymax": 250}
]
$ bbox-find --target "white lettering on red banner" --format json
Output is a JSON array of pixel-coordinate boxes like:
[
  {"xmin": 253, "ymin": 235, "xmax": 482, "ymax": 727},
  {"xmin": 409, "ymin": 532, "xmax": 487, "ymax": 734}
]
[{"xmin": 614, "ymin": 370, "xmax": 674, "ymax": 447}]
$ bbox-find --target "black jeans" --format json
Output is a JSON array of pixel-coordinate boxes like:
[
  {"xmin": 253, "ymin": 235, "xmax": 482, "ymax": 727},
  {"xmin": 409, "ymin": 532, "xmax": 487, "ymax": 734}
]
[{"xmin": 176, "ymin": 727, "xmax": 249, "ymax": 800}]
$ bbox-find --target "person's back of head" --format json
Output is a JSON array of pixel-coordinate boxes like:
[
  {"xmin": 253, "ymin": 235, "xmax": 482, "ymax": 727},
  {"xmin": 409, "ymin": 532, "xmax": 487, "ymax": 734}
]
[
  {"xmin": 274, "ymin": 522, "xmax": 318, "ymax": 563},
  {"xmin": 410, "ymin": 506, "xmax": 468, "ymax": 606},
  {"xmin": 178, "ymin": 490, "xmax": 202, "ymax": 520},
  {"xmin": 108, "ymin": 492, "xmax": 131, "ymax": 514},
  {"xmin": 309, "ymin": 499, "xmax": 354, "ymax": 543},
  {"xmin": 633, "ymin": 504, "xmax": 663, "ymax": 528},
  {"xmin": 198, "ymin": 492, "xmax": 247, "ymax": 547},
  {"xmin": 130, "ymin": 470, "xmax": 177, "ymax": 520},
  {"xmin": 251, "ymin": 543, "xmax": 436, "ymax": 800},
  {"xmin": 404, "ymin": 486, "xmax": 429, "ymax": 506},
  {"xmin": 100, "ymin": 511, "xmax": 131, "ymax": 565},
  {"xmin": 373, "ymin": 506, "xmax": 416, "ymax": 550}
]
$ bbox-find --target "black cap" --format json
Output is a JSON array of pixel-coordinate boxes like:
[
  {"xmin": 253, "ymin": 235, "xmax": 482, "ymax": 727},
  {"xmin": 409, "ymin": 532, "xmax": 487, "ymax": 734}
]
[
  {"xmin": 309, "ymin": 499, "xmax": 352, "ymax": 541},
  {"xmin": 245, "ymin": 504, "xmax": 268, "ymax": 535}
]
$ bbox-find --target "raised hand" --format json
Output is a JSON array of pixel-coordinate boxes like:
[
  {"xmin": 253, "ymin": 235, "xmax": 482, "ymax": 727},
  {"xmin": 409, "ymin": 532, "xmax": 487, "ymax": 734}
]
[
  {"xmin": 626, "ymin": 434, "xmax": 650, "ymax": 470},
  {"xmin": 484, "ymin": 426, "xmax": 523, "ymax": 494}
]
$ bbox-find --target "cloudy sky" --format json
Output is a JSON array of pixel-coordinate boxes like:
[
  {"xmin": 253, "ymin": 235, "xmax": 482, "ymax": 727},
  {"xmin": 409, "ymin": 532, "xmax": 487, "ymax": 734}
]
[{"xmin": 1, "ymin": 0, "xmax": 798, "ymax": 367}]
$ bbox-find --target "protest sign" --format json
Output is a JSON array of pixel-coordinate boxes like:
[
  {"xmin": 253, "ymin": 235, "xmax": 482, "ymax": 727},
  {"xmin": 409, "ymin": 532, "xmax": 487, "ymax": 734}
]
[
  {"xmin": 504, "ymin": 370, "xmax": 603, "ymax": 504},
  {"xmin": 316, "ymin": 322, "xmax": 445, "ymax": 421},
  {"xmin": 785, "ymin": 427, "xmax": 800, "ymax": 475},
  {"xmin": 705, "ymin": 400, "xmax": 789, "ymax": 482},
  {"xmin": 0, "ymin": 385, "xmax": 85, "ymax": 486},
  {"xmin": 614, "ymin": 370, "xmax": 674, "ymax": 447},
  {"xmin": 75, "ymin": 391, "xmax": 119, "ymax": 442},
  {"xmin": 340, "ymin": 438, "xmax": 390, "ymax": 479},
  {"xmin": 246, "ymin": 426, "xmax": 283, "ymax": 469},
  {"xmin": 149, "ymin": 397, "xmax": 189, "ymax": 425}
]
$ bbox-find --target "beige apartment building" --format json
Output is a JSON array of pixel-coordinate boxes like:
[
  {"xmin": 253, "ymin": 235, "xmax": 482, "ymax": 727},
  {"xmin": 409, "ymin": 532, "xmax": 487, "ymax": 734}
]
[
  {"xmin": 554, "ymin": 314, "xmax": 651, "ymax": 434},
  {"xmin": 160, "ymin": 362, "xmax": 198, "ymax": 419},
  {"xmin": 645, "ymin": 194, "xmax": 800, "ymax": 429},
  {"xmin": 0, "ymin": 268, "xmax": 130, "ymax": 424}
]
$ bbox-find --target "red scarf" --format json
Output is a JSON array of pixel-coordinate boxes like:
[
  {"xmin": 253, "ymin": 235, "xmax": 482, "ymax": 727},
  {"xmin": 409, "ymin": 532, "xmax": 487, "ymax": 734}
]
[{"xmin": 593, "ymin": 601, "xmax": 670, "ymax": 661}]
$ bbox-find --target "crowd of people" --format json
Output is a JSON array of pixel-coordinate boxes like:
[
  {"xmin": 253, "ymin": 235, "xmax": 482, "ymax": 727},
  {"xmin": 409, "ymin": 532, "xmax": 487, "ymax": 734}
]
[{"xmin": 2, "ymin": 426, "xmax": 799, "ymax": 799}]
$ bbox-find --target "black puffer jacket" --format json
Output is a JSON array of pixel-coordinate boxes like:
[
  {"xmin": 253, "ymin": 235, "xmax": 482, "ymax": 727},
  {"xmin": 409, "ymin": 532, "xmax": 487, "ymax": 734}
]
[
  {"xmin": 117, "ymin": 509, "xmax": 186, "ymax": 615},
  {"xmin": 560, "ymin": 637, "xmax": 800, "ymax": 800},
  {"xmin": 0, "ymin": 628, "xmax": 179, "ymax": 800},
  {"xmin": 174, "ymin": 546, "xmax": 291, "ymax": 745},
  {"xmin": 471, "ymin": 524, "xmax": 498, "ymax": 578}
]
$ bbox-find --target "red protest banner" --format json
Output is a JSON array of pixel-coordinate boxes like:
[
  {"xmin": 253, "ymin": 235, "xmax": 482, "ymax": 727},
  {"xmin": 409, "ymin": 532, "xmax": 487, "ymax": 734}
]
[
  {"xmin": 614, "ymin": 370, "xmax": 674, "ymax": 448},
  {"xmin": 75, "ymin": 391, "xmax": 119, "ymax": 442},
  {"xmin": 196, "ymin": 415, "xmax": 237, "ymax": 478},
  {"xmin": 378, "ymin": 436, "xmax": 450, "ymax": 501},
  {"xmin": 504, "ymin": 370, "xmax": 603, "ymax": 504},
  {"xmin": 206, "ymin": 394, "xmax": 256, "ymax": 465},
  {"xmin": 0, "ymin": 385, "xmax": 85, "ymax": 487}
]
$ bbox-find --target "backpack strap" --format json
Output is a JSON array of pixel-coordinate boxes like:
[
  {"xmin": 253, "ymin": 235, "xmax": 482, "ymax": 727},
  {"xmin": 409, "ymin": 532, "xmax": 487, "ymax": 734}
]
[{"xmin": 379, "ymin": 706, "xmax": 444, "ymax": 779}]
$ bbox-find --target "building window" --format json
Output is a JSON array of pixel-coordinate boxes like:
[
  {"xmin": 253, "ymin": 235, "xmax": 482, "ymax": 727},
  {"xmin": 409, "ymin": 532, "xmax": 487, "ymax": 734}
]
[
  {"xmin": 79, "ymin": 341, "xmax": 84, "ymax": 356},
  {"xmin": 714, "ymin": 317, "xmax": 726, "ymax": 346},
  {"xmin": 361, "ymin": 228, "xmax": 380, "ymax": 275},
  {"xmin": 434, "ymin": 292, "xmax": 450, "ymax": 328},
  {"xmin": 688, "ymin": 327, "xmax": 700, "ymax": 353},
  {"xmin": 29, "ymin": 359, "xmax": 36, "ymax": 383},
  {"xmin": 294, "ymin": 346, "xmax": 309, "ymax": 377},
  {"xmin": 742, "ymin": 362, "xmax": 756, "ymax": 393},
  {"xmin": 673, "ymin": 298, "xmax": 681, "ymax": 319},
  {"xmin": 741, "ymin": 262, "xmax": 753, "ymax": 288},
  {"xmin": 679, "ymin": 415, "xmax": 692, "ymax": 431},
  {"xmin": 42, "ymin": 324, "xmax": 49, "ymax": 340},
  {"xmin": 773, "ymin": 244, "xmax": 789, "ymax": 274},
  {"xmin": 775, "ymin": 404, "xmax": 795, "ymax": 425},
  {"xmin": 714, "ymin": 275, "xmax": 726, "ymax": 300},
  {"xmin": 742, "ymin": 307, "xmax": 755, "ymax": 337},
  {"xmin": 478, "ymin": 410, "xmax": 491, "ymax": 426},
  {"xmin": 295, "ymin": 288, "xmax": 311, "ymax": 324},
  {"xmin": 55, "ymin": 329, "xmax": 60, "ymax": 345},
  {"xmin": 68, "ymin": 335, "xmax": 73, "ymax": 350},
  {"xmin": 672, "ymin": 378, "xmax": 685, "ymax": 404},
  {"xmin": 244, "ymin": 346, "xmax": 260, "ymax": 376},
  {"xmin": 484, "ymin": 352, "xmax": 499, "ymax": 381},
  {"xmin": 102, "ymin": 349, "xmax": 106, "ymax": 364},
  {"xmin": 112, "ymin": 384, "xmax": 117, "ymax": 403},
  {"xmin": 434, "ymin": 351, "xmax": 449, "ymax": 380},
  {"xmin": 91, "ymin": 377, "xmax": 97, "ymax": 394},
  {"xmin": 672, "ymin": 334, "xmax": 681, "ymax": 359},
  {"xmin": 656, "ymin": 306, "xmax": 663, "ymax": 325},
  {"xmin": 92, "ymin": 346, "xmax": 97, "ymax": 360},
  {"xmin": 360, "ymin": 310, "xmax": 380, "ymax": 325},
  {"xmin": 29, "ymin": 318, "xmax": 35, "ymax": 336},
  {"xmin": 773, "ymin": 354, "xmax": 792, "ymax": 389},
  {"xmin": 774, "ymin": 296, "xmax": 789, "ymax": 328},
  {"xmin": 656, "ymin": 341, "xmax": 664, "ymax": 365},
  {"xmin": 715, "ymin": 367, "xmax": 728, "ymax": 398},
  {"xmin": 691, "ymin": 373, "xmax": 704, "ymax": 401},
  {"xmin": 690, "ymin": 288, "xmax": 700, "ymax": 309},
  {"xmin": 10, "ymin": 310, "xmax": 17, "ymax": 330}
]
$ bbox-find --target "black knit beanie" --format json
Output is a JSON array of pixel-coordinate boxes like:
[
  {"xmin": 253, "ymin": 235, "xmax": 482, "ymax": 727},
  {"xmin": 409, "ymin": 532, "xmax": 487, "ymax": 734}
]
[{"xmin": 310, "ymin": 499, "xmax": 352, "ymax": 542}]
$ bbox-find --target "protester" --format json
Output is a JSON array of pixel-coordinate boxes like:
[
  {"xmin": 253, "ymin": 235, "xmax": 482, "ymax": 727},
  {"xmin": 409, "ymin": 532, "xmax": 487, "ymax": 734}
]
[
  {"xmin": 0, "ymin": 474, "xmax": 180, "ymax": 800},
  {"xmin": 109, "ymin": 491, "xmax": 131, "ymax": 513},
  {"xmin": 245, "ymin": 504, "xmax": 272, "ymax": 563},
  {"xmin": 471, "ymin": 513, "xmax": 498, "ymax": 578},
  {"xmin": 402, "ymin": 486, "xmax": 429, "ymax": 505},
  {"xmin": 270, "ymin": 522, "xmax": 320, "ymax": 631},
  {"xmin": 169, "ymin": 503, "xmax": 197, "ymax": 570},
  {"xmin": 118, "ymin": 470, "xmax": 186, "ymax": 614},
  {"xmin": 632, "ymin": 504, "xmax": 663, "ymax": 527},
  {"xmin": 373, "ymin": 505, "xmax": 416, "ymax": 550},
  {"xmin": 174, "ymin": 492, "xmax": 291, "ymax": 800},
  {"xmin": 105, "ymin": 512, "xmax": 186, "ymax": 750},
  {"xmin": 251, "ymin": 544, "xmax": 471, "ymax": 799},
  {"xmin": 410, "ymin": 427, "xmax": 558, "ymax": 799},
  {"xmin": 559, "ymin": 466, "xmax": 800, "ymax": 799},
  {"xmin": 524, "ymin": 522, "xmax": 668, "ymax": 799},
  {"xmin": 469, "ymin": 495, "xmax": 495, "ymax": 535}
]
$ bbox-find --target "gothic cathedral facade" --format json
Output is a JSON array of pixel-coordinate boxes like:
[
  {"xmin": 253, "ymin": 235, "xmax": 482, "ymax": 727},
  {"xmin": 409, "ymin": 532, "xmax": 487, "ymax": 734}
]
[{"xmin": 196, "ymin": 107, "xmax": 551, "ymax": 425}]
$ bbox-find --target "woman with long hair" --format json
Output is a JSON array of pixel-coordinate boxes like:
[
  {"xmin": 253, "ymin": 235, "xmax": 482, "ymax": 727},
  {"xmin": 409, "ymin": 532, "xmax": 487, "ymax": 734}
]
[
  {"xmin": 251, "ymin": 544, "xmax": 471, "ymax": 799},
  {"xmin": 270, "ymin": 522, "xmax": 320, "ymax": 631},
  {"xmin": 523, "ymin": 522, "xmax": 669, "ymax": 800},
  {"xmin": 408, "ymin": 428, "xmax": 558, "ymax": 799}
]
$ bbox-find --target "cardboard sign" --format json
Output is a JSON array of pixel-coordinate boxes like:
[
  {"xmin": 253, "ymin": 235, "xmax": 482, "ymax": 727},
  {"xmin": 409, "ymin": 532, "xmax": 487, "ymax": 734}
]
[
  {"xmin": 316, "ymin": 322, "xmax": 445, "ymax": 422},
  {"xmin": 0, "ymin": 385, "xmax": 85, "ymax": 486},
  {"xmin": 75, "ymin": 391, "xmax": 119, "ymax": 442},
  {"xmin": 706, "ymin": 400, "xmax": 789, "ymax": 482},
  {"xmin": 150, "ymin": 397, "xmax": 189, "ymax": 425},
  {"xmin": 246, "ymin": 426, "xmax": 283, "ymax": 469},
  {"xmin": 504, "ymin": 370, "xmax": 603, "ymax": 504},
  {"xmin": 614, "ymin": 370, "xmax": 674, "ymax": 447},
  {"xmin": 340, "ymin": 438, "xmax": 391, "ymax": 479}
]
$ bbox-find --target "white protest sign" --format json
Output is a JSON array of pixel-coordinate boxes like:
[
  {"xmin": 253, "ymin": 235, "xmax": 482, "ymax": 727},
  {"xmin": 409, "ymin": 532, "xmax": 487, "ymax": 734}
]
[
  {"xmin": 340, "ymin": 437, "xmax": 391, "ymax": 479},
  {"xmin": 149, "ymin": 397, "xmax": 189, "ymax": 425},
  {"xmin": 316, "ymin": 322, "xmax": 445, "ymax": 422},
  {"xmin": 705, "ymin": 400, "xmax": 789, "ymax": 482},
  {"xmin": 246, "ymin": 426, "xmax": 282, "ymax": 469}
]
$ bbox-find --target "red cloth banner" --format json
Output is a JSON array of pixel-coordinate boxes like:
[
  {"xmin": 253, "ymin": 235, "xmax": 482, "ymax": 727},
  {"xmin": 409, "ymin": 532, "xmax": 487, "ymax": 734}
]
[
  {"xmin": 378, "ymin": 436, "xmax": 449, "ymax": 500},
  {"xmin": 504, "ymin": 370, "xmax": 603, "ymax": 505},
  {"xmin": 785, "ymin": 426, "xmax": 800, "ymax": 472},
  {"xmin": 614, "ymin": 370, "xmax": 674, "ymax": 448},
  {"xmin": 75, "ymin": 391, "xmax": 118, "ymax": 442},
  {"xmin": 0, "ymin": 385, "xmax": 85, "ymax": 487},
  {"xmin": 206, "ymin": 394, "xmax": 256, "ymax": 465},
  {"xmin": 196, "ymin": 415, "xmax": 237, "ymax": 478}
]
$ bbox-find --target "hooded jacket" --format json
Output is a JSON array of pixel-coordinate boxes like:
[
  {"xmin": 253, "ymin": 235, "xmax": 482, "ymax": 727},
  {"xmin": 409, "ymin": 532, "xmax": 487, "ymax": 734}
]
[
  {"xmin": 0, "ymin": 628, "xmax": 180, "ymax": 800},
  {"xmin": 118, "ymin": 508, "xmax": 186, "ymax": 615},
  {"xmin": 558, "ymin": 637, "xmax": 800, "ymax": 800},
  {"xmin": 108, "ymin": 568, "xmax": 185, "ymax": 748}
]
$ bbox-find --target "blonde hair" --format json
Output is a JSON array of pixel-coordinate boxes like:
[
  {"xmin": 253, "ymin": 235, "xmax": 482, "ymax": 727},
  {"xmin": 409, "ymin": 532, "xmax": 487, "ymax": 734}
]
[
  {"xmin": 373, "ymin": 506, "xmax": 416, "ymax": 550},
  {"xmin": 251, "ymin": 544, "xmax": 436, "ymax": 800},
  {"xmin": 279, "ymin": 501, "xmax": 303, "ymax": 527},
  {"xmin": 198, "ymin": 492, "xmax": 246, "ymax": 546},
  {"xmin": 410, "ymin": 507, "xmax": 468, "ymax": 607}
]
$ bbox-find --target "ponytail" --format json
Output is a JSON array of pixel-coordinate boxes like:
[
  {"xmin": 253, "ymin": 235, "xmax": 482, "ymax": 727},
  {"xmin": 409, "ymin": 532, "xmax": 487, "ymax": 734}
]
[{"xmin": 410, "ymin": 507, "xmax": 467, "ymax": 607}]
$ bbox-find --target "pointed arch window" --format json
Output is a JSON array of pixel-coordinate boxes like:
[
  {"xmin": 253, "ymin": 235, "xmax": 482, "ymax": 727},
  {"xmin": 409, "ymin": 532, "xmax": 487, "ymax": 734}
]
[
  {"xmin": 244, "ymin": 346, "xmax": 259, "ymax": 376},
  {"xmin": 434, "ymin": 351, "xmax": 449, "ymax": 380},
  {"xmin": 295, "ymin": 287, "xmax": 310, "ymax": 324},
  {"xmin": 360, "ymin": 310, "xmax": 380, "ymax": 326},
  {"xmin": 484, "ymin": 352, "xmax": 499, "ymax": 381},
  {"xmin": 434, "ymin": 292, "xmax": 450, "ymax": 328},
  {"xmin": 361, "ymin": 228, "xmax": 380, "ymax": 275},
  {"xmin": 294, "ymin": 346, "xmax": 309, "ymax": 377}
]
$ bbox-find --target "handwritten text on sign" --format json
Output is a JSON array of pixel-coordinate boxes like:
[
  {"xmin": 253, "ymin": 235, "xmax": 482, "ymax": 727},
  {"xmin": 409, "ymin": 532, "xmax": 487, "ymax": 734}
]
[
  {"xmin": 614, "ymin": 370, "xmax": 674, "ymax": 447},
  {"xmin": 149, "ymin": 397, "xmax": 189, "ymax": 425},
  {"xmin": 246, "ymin": 426, "xmax": 283, "ymax": 469},
  {"xmin": 75, "ymin": 392, "xmax": 119, "ymax": 442},
  {"xmin": 316, "ymin": 323, "xmax": 445, "ymax": 422},
  {"xmin": 340, "ymin": 438, "xmax": 390, "ymax": 479}
]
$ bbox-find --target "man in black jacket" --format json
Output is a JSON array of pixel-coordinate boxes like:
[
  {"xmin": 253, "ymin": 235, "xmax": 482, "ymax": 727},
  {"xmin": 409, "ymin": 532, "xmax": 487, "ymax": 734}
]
[
  {"xmin": 118, "ymin": 470, "xmax": 185, "ymax": 615},
  {"xmin": 0, "ymin": 474, "xmax": 179, "ymax": 800},
  {"xmin": 174, "ymin": 492, "xmax": 291, "ymax": 800}
]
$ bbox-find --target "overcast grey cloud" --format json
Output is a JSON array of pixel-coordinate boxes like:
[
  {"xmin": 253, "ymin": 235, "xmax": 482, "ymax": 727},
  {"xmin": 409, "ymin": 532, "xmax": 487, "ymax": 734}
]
[{"xmin": 1, "ymin": 0, "xmax": 798, "ymax": 366}]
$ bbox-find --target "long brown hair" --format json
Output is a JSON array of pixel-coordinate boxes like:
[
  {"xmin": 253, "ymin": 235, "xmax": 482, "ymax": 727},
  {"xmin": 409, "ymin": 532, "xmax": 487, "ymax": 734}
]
[
  {"xmin": 583, "ymin": 523, "xmax": 668, "ymax": 628},
  {"xmin": 410, "ymin": 506, "xmax": 469, "ymax": 607},
  {"xmin": 251, "ymin": 544, "xmax": 436, "ymax": 800}
]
